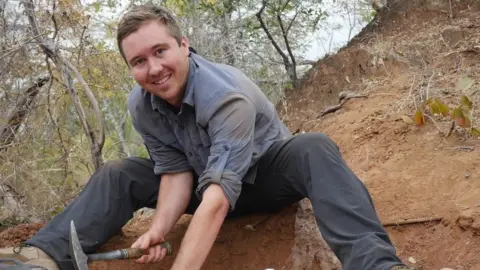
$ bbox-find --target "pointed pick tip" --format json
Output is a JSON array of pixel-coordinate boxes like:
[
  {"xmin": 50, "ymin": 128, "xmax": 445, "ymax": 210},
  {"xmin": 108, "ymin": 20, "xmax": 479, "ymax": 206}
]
[{"xmin": 69, "ymin": 220, "xmax": 88, "ymax": 270}]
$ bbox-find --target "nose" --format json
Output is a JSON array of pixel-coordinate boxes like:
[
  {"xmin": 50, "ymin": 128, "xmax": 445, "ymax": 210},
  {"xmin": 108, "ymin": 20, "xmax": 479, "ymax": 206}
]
[{"xmin": 148, "ymin": 57, "xmax": 163, "ymax": 76}]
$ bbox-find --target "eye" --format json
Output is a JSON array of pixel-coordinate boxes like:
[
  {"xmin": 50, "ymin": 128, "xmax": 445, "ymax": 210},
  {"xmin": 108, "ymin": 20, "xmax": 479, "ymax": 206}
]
[
  {"xmin": 155, "ymin": 48, "xmax": 165, "ymax": 56},
  {"xmin": 132, "ymin": 58, "xmax": 144, "ymax": 66}
]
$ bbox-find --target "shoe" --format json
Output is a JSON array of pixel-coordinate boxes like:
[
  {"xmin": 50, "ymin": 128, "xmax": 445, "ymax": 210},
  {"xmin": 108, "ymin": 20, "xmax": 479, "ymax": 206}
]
[{"xmin": 0, "ymin": 245, "xmax": 59, "ymax": 270}]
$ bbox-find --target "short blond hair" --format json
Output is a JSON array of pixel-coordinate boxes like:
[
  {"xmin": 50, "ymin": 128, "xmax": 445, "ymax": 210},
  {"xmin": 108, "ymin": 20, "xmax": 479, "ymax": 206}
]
[{"xmin": 117, "ymin": 4, "xmax": 183, "ymax": 62}]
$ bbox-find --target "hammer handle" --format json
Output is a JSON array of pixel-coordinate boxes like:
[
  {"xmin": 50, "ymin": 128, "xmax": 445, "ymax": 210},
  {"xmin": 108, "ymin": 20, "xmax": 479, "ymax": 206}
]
[{"xmin": 87, "ymin": 242, "xmax": 172, "ymax": 262}]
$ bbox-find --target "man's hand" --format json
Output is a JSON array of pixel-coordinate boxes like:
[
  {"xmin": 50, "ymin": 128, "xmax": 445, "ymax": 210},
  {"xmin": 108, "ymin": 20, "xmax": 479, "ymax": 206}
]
[
  {"xmin": 131, "ymin": 228, "xmax": 169, "ymax": 263},
  {"xmin": 131, "ymin": 171, "xmax": 193, "ymax": 264}
]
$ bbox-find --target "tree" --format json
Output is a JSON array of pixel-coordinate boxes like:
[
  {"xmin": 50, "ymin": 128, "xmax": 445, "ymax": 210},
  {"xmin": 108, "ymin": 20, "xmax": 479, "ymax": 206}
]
[
  {"xmin": 254, "ymin": 0, "xmax": 327, "ymax": 88},
  {"xmin": 22, "ymin": 0, "xmax": 105, "ymax": 170}
]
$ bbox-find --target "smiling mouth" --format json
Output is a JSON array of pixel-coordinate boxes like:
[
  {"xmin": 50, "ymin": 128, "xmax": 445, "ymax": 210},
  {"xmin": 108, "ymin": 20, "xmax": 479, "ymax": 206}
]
[{"xmin": 152, "ymin": 74, "xmax": 171, "ymax": 85}]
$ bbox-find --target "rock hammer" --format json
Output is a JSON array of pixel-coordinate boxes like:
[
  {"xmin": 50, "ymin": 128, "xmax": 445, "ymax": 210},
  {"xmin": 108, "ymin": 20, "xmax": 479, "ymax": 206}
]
[{"xmin": 69, "ymin": 220, "xmax": 172, "ymax": 270}]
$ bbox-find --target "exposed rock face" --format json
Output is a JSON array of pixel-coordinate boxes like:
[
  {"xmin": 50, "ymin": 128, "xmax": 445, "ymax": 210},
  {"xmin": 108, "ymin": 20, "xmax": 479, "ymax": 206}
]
[{"xmin": 287, "ymin": 199, "xmax": 341, "ymax": 270}]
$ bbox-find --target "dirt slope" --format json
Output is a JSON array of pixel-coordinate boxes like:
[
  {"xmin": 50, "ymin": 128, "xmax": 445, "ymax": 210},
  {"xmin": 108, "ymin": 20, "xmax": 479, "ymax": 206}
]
[
  {"xmin": 282, "ymin": 0, "xmax": 480, "ymax": 269},
  {"xmin": 2, "ymin": 0, "xmax": 480, "ymax": 269}
]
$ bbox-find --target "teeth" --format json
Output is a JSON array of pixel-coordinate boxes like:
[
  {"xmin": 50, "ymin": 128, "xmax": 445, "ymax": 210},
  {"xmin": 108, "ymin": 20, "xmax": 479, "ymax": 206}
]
[{"xmin": 154, "ymin": 75, "xmax": 170, "ymax": 85}]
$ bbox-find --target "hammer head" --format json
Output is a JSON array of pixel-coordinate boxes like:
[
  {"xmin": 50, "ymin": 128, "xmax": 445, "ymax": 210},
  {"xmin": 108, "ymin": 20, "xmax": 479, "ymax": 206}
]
[{"xmin": 69, "ymin": 220, "xmax": 89, "ymax": 270}]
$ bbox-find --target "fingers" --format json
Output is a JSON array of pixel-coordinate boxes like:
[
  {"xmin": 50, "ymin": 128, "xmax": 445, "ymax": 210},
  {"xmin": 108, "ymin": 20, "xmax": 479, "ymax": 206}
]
[
  {"xmin": 159, "ymin": 246, "xmax": 168, "ymax": 261},
  {"xmin": 133, "ymin": 234, "xmax": 150, "ymax": 264},
  {"xmin": 131, "ymin": 235, "xmax": 143, "ymax": 249},
  {"xmin": 151, "ymin": 245, "xmax": 163, "ymax": 263},
  {"xmin": 135, "ymin": 244, "xmax": 168, "ymax": 264}
]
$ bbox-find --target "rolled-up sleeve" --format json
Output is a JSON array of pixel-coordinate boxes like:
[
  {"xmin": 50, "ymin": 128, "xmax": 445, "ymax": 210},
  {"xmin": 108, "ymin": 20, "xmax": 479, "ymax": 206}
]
[
  {"xmin": 195, "ymin": 93, "xmax": 256, "ymax": 211},
  {"xmin": 139, "ymin": 131, "xmax": 192, "ymax": 175},
  {"xmin": 130, "ymin": 115, "xmax": 191, "ymax": 176}
]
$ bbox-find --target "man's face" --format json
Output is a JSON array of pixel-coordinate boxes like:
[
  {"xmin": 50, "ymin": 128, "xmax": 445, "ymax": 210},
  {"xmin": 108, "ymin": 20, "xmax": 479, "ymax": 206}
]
[{"xmin": 122, "ymin": 20, "xmax": 190, "ymax": 106}]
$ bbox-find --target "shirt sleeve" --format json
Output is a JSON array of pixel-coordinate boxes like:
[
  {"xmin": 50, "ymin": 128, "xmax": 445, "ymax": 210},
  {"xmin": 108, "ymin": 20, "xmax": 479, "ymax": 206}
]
[
  {"xmin": 130, "ymin": 115, "xmax": 191, "ymax": 176},
  {"xmin": 195, "ymin": 93, "xmax": 256, "ymax": 211},
  {"xmin": 139, "ymin": 131, "xmax": 192, "ymax": 175}
]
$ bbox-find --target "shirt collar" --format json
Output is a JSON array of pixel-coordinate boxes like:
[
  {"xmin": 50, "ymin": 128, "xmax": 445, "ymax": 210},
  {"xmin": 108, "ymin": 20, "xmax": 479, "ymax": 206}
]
[{"xmin": 149, "ymin": 56, "xmax": 198, "ymax": 114}]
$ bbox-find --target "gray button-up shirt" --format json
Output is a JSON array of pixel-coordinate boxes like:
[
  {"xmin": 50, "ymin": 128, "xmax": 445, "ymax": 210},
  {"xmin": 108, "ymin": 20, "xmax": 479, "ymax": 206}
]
[{"xmin": 128, "ymin": 53, "xmax": 291, "ymax": 211}]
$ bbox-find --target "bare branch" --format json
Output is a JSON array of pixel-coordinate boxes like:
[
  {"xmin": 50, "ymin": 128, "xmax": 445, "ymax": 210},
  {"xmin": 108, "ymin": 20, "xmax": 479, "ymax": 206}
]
[
  {"xmin": 280, "ymin": 0, "xmax": 292, "ymax": 12},
  {"xmin": 22, "ymin": 0, "xmax": 105, "ymax": 169},
  {"xmin": 276, "ymin": 13, "xmax": 296, "ymax": 65},
  {"xmin": 298, "ymin": 59, "xmax": 316, "ymax": 65},
  {"xmin": 256, "ymin": 1, "xmax": 290, "ymax": 66},
  {"xmin": 0, "ymin": 76, "xmax": 50, "ymax": 150},
  {"xmin": 51, "ymin": 0, "xmax": 59, "ymax": 40},
  {"xmin": 286, "ymin": 11, "xmax": 298, "ymax": 34},
  {"xmin": 0, "ymin": 32, "xmax": 49, "ymax": 61}
]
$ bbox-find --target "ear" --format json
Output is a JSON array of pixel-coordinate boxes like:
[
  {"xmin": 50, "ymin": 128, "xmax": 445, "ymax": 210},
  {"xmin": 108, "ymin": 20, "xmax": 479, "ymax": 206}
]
[{"xmin": 180, "ymin": 36, "xmax": 190, "ymax": 56}]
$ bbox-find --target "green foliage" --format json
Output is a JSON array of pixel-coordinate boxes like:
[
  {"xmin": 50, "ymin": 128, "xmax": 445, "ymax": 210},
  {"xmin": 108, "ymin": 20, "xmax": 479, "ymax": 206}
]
[
  {"xmin": 401, "ymin": 77, "xmax": 479, "ymax": 138},
  {"xmin": 361, "ymin": 10, "xmax": 377, "ymax": 23},
  {"xmin": 133, "ymin": 145, "xmax": 150, "ymax": 159},
  {"xmin": 49, "ymin": 206, "xmax": 66, "ymax": 217},
  {"xmin": 0, "ymin": 216, "xmax": 27, "ymax": 229}
]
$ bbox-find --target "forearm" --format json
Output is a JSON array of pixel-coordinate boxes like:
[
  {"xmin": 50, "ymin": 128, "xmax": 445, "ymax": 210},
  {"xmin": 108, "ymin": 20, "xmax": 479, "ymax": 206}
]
[
  {"xmin": 151, "ymin": 171, "xmax": 193, "ymax": 235},
  {"xmin": 171, "ymin": 184, "xmax": 229, "ymax": 270}
]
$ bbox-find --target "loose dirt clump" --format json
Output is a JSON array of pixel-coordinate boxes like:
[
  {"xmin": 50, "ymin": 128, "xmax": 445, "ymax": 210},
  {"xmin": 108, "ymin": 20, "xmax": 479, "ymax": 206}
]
[
  {"xmin": 0, "ymin": 222, "xmax": 45, "ymax": 247},
  {"xmin": 457, "ymin": 206, "xmax": 480, "ymax": 235}
]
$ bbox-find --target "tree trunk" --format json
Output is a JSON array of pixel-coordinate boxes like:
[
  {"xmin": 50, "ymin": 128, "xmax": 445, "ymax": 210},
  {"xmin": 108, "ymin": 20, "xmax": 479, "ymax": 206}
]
[
  {"xmin": 256, "ymin": 1, "xmax": 298, "ymax": 88},
  {"xmin": 0, "ymin": 76, "xmax": 50, "ymax": 150},
  {"xmin": 104, "ymin": 100, "xmax": 131, "ymax": 158}
]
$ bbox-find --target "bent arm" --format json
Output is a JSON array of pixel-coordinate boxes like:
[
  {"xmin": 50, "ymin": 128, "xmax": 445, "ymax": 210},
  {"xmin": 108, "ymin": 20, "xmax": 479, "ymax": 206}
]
[
  {"xmin": 171, "ymin": 94, "xmax": 256, "ymax": 270},
  {"xmin": 171, "ymin": 184, "xmax": 229, "ymax": 270},
  {"xmin": 151, "ymin": 171, "xmax": 194, "ymax": 235}
]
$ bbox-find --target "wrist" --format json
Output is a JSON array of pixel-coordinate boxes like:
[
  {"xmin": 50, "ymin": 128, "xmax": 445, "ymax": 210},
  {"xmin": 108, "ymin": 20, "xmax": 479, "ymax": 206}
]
[{"xmin": 150, "ymin": 217, "xmax": 168, "ymax": 236}]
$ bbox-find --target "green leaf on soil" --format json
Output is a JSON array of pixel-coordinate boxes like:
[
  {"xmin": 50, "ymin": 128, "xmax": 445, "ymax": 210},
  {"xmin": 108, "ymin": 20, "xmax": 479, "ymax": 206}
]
[
  {"xmin": 427, "ymin": 98, "xmax": 450, "ymax": 117},
  {"xmin": 456, "ymin": 77, "xmax": 475, "ymax": 91},
  {"xmin": 453, "ymin": 108, "xmax": 471, "ymax": 128},
  {"xmin": 460, "ymin": 95, "xmax": 473, "ymax": 110},
  {"xmin": 414, "ymin": 110, "xmax": 424, "ymax": 126}
]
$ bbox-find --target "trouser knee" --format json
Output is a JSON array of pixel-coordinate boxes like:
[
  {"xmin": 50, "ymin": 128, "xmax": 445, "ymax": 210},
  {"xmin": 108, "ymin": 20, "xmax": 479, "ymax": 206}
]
[
  {"xmin": 85, "ymin": 157, "xmax": 149, "ymax": 194},
  {"xmin": 292, "ymin": 132, "xmax": 340, "ymax": 155}
]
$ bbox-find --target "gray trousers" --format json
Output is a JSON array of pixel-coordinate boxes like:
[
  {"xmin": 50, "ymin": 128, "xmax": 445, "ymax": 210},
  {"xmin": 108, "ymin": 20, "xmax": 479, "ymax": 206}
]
[{"xmin": 26, "ymin": 133, "xmax": 405, "ymax": 270}]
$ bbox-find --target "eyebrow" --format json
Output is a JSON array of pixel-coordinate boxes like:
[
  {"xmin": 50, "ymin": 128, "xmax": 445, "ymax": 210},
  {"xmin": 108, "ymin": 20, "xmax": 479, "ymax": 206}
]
[{"xmin": 128, "ymin": 43, "xmax": 170, "ymax": 65}]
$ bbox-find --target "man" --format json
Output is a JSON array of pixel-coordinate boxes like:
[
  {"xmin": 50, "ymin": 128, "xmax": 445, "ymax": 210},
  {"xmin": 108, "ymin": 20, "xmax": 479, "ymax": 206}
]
[{"xmin": 1, "ymin": 4, "xmax": 410, "ymax": 270}]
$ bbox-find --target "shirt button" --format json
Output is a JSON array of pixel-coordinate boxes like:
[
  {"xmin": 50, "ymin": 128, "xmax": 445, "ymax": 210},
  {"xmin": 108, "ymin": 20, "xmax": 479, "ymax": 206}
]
[
  {"xmin": 180, "ymin": 125, "xmax": 184, "ymax": 130},
  {"xmin": 224, "ymin": 146, "xmax": 230, "ymax": 150}
]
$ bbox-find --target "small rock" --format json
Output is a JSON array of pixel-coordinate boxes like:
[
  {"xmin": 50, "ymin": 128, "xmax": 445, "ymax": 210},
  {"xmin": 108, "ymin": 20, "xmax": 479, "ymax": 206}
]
[
  {"xmin": 457, "ymin": 209, "xmax": 475, "ymax": 230},
  {"xmin": 442, "ymin": 218, "xmax": 451, "ymax": 226},
  {"xmin": 440, "ymin": 268, "xmax": 454, "ymax": 270},
  {"xmin": 442, "ymin": 26, "xmax": 466, "ymax": 47},
  {"xmin": 408, "ymin": 257, "xmax": 417, "ymax": 264},
  {"xmin": 471, "ymin": 218, "xmax": 480, "ymax": 234}
]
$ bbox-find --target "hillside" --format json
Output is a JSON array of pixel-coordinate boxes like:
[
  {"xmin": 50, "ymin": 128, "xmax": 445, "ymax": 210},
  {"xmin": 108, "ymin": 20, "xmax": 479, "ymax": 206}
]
[{"xmin": 2, "ymin": 0, "xmax": 480, "ymax": 269}]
